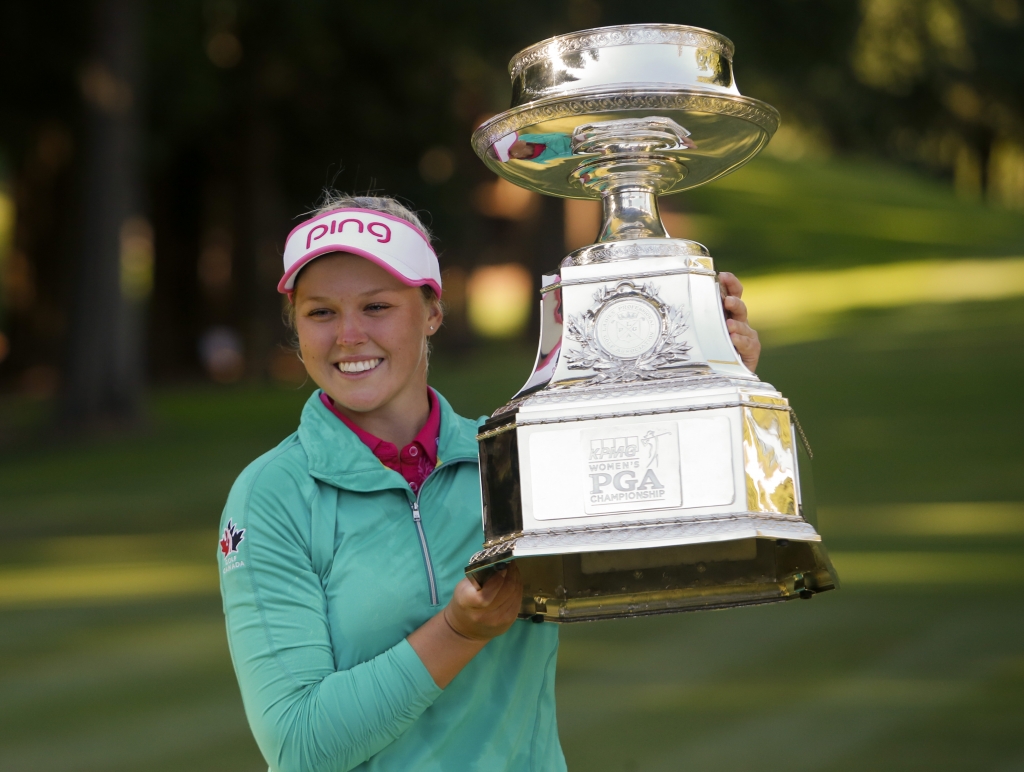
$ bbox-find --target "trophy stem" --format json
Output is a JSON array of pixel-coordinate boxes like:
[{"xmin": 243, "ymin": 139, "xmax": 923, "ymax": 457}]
[
  {"xmin": 572, "ymin": 151, "xmax": 682, "ymax": 242},
  {"xmin": 598, "ymin": 183, "xmax": 668, "ymax": 242}
]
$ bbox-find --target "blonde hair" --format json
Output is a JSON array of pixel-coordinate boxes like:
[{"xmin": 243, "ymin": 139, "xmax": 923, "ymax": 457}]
[{"xmin": 310, "ymin": 191, "xmax": 433, "ymax": 240}]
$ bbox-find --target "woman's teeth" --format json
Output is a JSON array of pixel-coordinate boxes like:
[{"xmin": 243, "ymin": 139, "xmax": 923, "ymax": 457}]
[{"xmin": 337, "ymin": 358, "xmax": 382, "ymax": 374}]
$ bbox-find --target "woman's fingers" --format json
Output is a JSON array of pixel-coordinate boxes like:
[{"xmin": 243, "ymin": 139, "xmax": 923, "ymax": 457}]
[
  {"xmin": 495, "ymin": 565, "xmax": 522, "ymax": 604},
  {"xmin": 454, "ymin": 575, "xmax": 496, "ymax": 610},
  {"xmin": 457, "ymin": 565, "xmax": 521, "ymax": 611},
  {"xmin": 726, "ymin": 319, "xmax": 761, "ymax": 371},
  {"xmin": 722, "ymin": 294, "xmax": 748, "ymax": 323},
  {"xmin": 719, "ymin": 271, "xmax": 743, "ymax": 300},
  {"xmin": 481, "ymin": 566, "xmax": 521, "ymax": 622},
  {"xmin": 482, "ymin": 565, "xmax": 518, "ymax": 607},
  {"xmin": 476, "ymin": 569, "xmax": 506, "ymax": 604},
  {"xmin": 447, "ymin": 564, "xmax": 522, "ymax": 641},
  {"xmin": 720, "ymin": 272, "xmax": 760, "ymax": 372},
  {"xmin": 726, "ymin": 318, "xmax": 755, "ymax": 336},
  {"xmin": 490, "ymin": 572, "xmax": 523, "ymax": 629}
]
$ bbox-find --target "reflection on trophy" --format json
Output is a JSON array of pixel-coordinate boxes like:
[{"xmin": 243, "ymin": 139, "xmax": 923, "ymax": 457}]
[{"xmin": 466, "ymin": 23, "xmax": 839, "ymax": 622}]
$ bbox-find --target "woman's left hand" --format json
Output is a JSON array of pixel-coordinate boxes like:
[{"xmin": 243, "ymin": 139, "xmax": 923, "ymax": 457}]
[
  {"xmin": 719, "ymin": 272, "xmax": 760, "ymax": 373},
  {"xmin": 409, "ymin": 563, "xmax": 523, "ymax": 689}
]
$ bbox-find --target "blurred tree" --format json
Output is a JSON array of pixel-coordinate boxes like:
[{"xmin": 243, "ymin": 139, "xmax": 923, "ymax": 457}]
[
  {"xmin": 0, "ymin": 3, "xmax": 86, "ymax": 399},
  {"xmin": 0, "ymin": 0, "xmax": 1022, "ymax": 411},
  {"xmin": 846, "ymin": 0, "xmax": 1024, "ymax": 197},
  {"xmin": 62, "ymin": 0, "xmax": 148, "ymax": 427}
]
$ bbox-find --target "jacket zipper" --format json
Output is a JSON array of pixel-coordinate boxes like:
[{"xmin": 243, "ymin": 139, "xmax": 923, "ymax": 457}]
[
  {"xmin": 409, "ymin": 500, "xmax": 439, "ymax": 606},
  {"xmin": 409, "ymin": 456, "xmax": 475, "ymax": 608}
]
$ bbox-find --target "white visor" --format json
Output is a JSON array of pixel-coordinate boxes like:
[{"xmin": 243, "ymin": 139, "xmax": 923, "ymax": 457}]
[
  {"xmin": 278, "ymin": 208, "xmax": 442, "ymax": 297},
  {"xmin": 492, "ymin": 132, "xmax": 519, "ymax": 163}
]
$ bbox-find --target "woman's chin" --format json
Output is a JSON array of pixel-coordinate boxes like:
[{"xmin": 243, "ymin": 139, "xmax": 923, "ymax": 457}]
[
  {"xmin": 323, "ymin": 379, "xmax": 390, "ymax": 415},
  {"xmin": 327, "ymin": 390, "xmax": 386, "ymax": 415}
]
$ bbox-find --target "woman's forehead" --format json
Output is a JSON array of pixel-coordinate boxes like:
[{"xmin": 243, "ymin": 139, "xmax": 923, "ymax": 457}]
[{"xmin": 294, "ymin": 252, "xmax": 410, "ymax": 295}]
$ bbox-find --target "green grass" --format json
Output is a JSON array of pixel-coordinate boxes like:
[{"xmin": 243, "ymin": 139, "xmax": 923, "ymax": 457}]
[
  {"xmin": 2, "ymin": 154, "xmax": 1023, "ymax": 771},
  {"xmin": 0, "ymin": 599, "xmax": 265, "ymax": 772},
  {"xmin": 759, "ymin": 297, "xmax": 1024, "ymax": 504},
  {"xmin": 557, "ymin": 587, "xmax": 1024, "ymax": 772},
  {"xmin": 675, "ymin": 155, "xmax": 1024, "ymax": 274}
]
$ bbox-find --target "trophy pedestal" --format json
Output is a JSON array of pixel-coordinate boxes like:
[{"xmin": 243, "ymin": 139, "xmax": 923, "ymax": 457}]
[{"xmin": 467, "ymin": 23, "xmax": 839, "ymax": 621}]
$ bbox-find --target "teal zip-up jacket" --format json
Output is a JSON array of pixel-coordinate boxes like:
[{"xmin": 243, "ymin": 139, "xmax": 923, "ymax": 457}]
[{"xmin": 219, "ymin": 390, "xmax": 565, "ymax": 772}]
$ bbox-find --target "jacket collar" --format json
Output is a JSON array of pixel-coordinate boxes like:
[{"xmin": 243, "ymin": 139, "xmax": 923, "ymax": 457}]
[{"xmin": 298, "ymin": 389, "xmax": 478, "ymax": 492}]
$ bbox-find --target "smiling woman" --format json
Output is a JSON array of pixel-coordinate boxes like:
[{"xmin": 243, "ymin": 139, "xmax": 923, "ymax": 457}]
[
  {"xmin": 292, "ymin": 253, "xmax": 442, "ymax": 444},
  {"xmin": 218, "ymin": 193, "xmax": 565, "ymax": 772}
]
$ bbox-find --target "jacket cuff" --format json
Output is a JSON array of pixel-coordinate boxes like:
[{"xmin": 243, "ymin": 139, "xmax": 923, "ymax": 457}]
[{"xmin": 394, "ymin": 638, "xmax": 445, "ymax": 703}]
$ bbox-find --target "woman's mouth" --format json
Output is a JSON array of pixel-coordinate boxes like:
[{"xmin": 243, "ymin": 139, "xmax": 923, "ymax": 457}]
[{"xmin": 336, "ymin": 358, "xmax": 383, "ymax": 374}]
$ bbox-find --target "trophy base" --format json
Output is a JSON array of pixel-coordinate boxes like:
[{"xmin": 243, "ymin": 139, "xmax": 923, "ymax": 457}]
[
  {"xmin": 467, "ymin": 362, "xmax": 841, "ymax": 621},
  {"xmin": 468, "ymin": 532, "xmax": 837, "ymax": 623}
]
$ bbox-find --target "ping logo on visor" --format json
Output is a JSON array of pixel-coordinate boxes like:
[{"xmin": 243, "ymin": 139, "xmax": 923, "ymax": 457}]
[{"xmin": 278, "ymin": 207, "xmax": 442, "ymax": 297}]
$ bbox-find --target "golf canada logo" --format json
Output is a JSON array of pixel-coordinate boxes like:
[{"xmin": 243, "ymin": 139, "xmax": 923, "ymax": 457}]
[
  {"xmin": 581, "ymin": 421, "xmax": 682, "ymax": 515},
  {"xmin": 220, "ymin": 520, "xmax": 245, "ymax": 574}
]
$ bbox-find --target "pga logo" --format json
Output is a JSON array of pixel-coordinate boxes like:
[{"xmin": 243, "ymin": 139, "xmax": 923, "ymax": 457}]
[
  {"xmin": 587, "ymin": 436, "xmax": 662, "ymax": 495},
  {"xmin": 581, "ymin": 422, "xmax": 682, "ymax": 514}
]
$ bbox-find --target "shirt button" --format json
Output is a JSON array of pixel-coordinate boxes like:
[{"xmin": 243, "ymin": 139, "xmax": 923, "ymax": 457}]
[
  {"xmin": 408, "ymin": 446, "xmax": 418, "ymax": 457},
  {"xmin": 410, "ymin": 481, "xmax": 418, "ymax": 491}
]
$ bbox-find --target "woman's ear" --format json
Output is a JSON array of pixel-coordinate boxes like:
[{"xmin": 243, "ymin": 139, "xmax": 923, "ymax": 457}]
[{"xmin": 426, "ymin": 300, "xmax": 443, "ymax": 336}]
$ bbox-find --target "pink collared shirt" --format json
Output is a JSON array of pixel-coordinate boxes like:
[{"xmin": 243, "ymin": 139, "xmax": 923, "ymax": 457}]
[{"xmin": 319, "ymin": 389, "xmax": 441, "ymax": 493}]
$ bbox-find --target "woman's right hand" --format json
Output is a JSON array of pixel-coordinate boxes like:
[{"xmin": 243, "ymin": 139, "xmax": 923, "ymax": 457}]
[{"xmin": 443, "ymin": 563, "xmax": 523, "ymax": 642}]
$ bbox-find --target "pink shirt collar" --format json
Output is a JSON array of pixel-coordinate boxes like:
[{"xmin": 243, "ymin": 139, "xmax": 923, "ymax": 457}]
[{"xmin": 319, "ymin": 388, "xmax": 441, "ymax": 488}]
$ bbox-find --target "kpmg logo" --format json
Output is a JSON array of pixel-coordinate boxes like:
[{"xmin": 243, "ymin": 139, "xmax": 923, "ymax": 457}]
[
  {"xmin": 582, "ymin": 422, "xmax": 682, "ymax": 514},
  {"xmin": 588, "ymin": 436, "xmax": 639, "ymax": 461}
]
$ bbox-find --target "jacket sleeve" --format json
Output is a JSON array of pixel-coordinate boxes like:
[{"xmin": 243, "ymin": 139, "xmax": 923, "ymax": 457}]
[{"xmin": 219, "ymin": 446, "xmax": 443, "ymax": 772}]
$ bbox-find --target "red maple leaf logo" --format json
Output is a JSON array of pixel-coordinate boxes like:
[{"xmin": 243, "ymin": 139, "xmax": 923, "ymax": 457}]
[{"xmin": 220, "ymin": 520, "xmax": 245, "ymax": 558}]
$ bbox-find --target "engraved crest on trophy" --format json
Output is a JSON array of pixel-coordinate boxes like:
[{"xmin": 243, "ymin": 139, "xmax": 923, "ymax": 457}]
[
  {"xmin": 565, "ymin": 281, "xmax": 691, "ymax": 382},
  {"xmin": 467, "ymin": 24, "xmax": 839, "ymax": 622}
]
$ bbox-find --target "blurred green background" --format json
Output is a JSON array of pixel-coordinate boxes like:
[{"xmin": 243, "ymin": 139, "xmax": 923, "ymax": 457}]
[
  {"xmin": 3, "ymin": 155, "xmax": 1024, "ymax": 770},
  {"xmin": 2, "ymin": 1, "xmax": 1024, "ymax": 770}
]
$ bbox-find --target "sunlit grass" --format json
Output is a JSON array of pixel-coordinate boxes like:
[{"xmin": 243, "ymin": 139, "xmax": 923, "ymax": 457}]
[
  {"xmin": 0, "ymin": 562, "xmax": 215, "ymax": 608},
  {"xmin": 677, "ymin": 155, "xmax": 1024, "ymax": 274},
  {"xmin": 742, "ymin": 257, "xmax": 1024, "ymax": 343},
  {"xmin": 821, "ymin": 502, "xmax": 1024, "ymax": 536},
  {"xmin": 1, "ymin": 503, "xmax": 1022, "ymax": 608},
  {"xmin": 0, "ymin": 599, "xmax": 266, "ymax": 772},
  {"xmin": 832, "ymin": 551, "xmax": 1024, "ymax": 585}
]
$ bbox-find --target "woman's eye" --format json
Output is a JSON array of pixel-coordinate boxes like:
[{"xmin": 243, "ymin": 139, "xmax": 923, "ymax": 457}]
[
  {"xmin": 307, "ymin": 308, "xmax": 333, "ymax": 318},
  {"xmin": 365, "ymin": 303, "xmax": 391, "ymax": 312}
]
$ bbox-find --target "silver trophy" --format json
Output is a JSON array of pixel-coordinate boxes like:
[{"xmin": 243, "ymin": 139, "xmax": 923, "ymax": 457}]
[{"xmin": 466, "ymin": 24, "xmax": 839, "ymax": 622}]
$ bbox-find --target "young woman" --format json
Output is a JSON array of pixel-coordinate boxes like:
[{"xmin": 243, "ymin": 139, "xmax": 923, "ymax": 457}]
[{"xmin": 219, "ymin": 194, "xmax": 761, "ymax": 772}]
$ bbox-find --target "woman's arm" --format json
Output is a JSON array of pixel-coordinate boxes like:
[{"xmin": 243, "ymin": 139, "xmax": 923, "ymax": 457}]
[{"xmin": 220, "ymin": 450, "xmax": 519, "ymax": 772}]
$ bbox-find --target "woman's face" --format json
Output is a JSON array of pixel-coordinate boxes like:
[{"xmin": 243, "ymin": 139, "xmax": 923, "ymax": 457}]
[
  {"xmin": 293, "ymin": 252, "xmax": 442, "ymax": 417},
  {"xmin": 508, "ymin": 139, "xmax": 536, "ymax": 159}
]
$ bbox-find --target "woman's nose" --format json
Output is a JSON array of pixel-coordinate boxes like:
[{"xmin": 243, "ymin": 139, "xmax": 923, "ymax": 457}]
[{"xmin": 335, "ymin": 312, "xmax": 368, "ymax": 347}]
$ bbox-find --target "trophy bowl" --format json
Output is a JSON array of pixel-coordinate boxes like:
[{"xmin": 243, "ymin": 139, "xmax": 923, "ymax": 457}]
[
  {"xmin": 467, "ymin": 24, "xmax": 838, "ymax": 623},
  {"xmin": 471, "ymin": 23, "xmax": 780, "ymax": 200}
]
